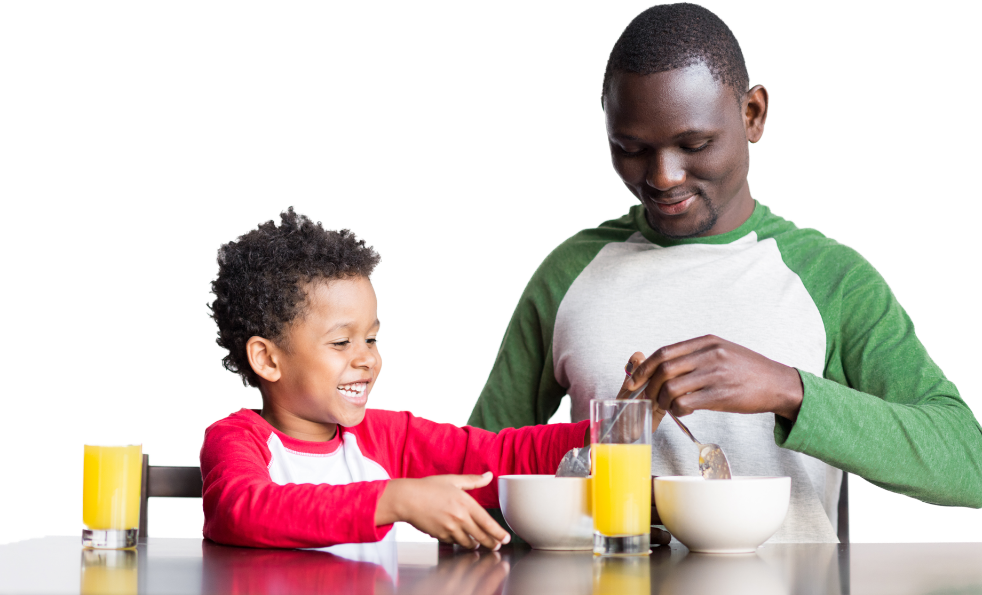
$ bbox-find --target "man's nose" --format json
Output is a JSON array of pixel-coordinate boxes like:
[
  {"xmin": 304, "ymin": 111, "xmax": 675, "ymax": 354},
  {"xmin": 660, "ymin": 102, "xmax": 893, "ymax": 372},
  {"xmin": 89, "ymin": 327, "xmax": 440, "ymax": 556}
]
[{"xmin": 646, "ymin": 151, "xmax": 686, "ymax": 191}]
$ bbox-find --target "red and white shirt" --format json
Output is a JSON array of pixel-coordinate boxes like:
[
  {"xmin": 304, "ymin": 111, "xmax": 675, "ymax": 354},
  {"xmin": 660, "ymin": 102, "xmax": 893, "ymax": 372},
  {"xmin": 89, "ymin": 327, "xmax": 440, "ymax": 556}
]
[{"xmin": 200, "ymin": 408, "xmax": 588, "ymax": 549}]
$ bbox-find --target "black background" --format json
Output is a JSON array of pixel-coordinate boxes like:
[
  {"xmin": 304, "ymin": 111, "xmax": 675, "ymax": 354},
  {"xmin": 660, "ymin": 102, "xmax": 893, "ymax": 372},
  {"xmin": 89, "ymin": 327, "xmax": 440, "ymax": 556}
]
[{"xmin": 9, "ymin": 6, "xmax": 979, "ymax": 541}]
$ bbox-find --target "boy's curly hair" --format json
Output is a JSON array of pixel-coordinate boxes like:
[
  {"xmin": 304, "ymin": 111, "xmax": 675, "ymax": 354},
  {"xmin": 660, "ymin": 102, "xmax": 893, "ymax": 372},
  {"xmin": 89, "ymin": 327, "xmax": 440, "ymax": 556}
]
[{"xmin": 210, "ymin": 207, "xmax": 381, "ymax": 387}]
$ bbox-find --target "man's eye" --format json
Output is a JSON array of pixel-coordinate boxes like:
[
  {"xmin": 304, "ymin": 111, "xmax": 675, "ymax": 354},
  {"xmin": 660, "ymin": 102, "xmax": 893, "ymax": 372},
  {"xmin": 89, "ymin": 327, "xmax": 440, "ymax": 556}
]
[
  {"xmin": 367, "ymin": 338, "xmax": 377, "ymax": 344},
  {"xmin": 331, "ymin": 341, "xmax": 350, "ymax": 347},
  {"xmin": 682, "ymin": 142, "xmax": 710, "ymax": 153},
  {"xmin": 617, "ymin": 146, "xmax": 646, "ymax": 157}
]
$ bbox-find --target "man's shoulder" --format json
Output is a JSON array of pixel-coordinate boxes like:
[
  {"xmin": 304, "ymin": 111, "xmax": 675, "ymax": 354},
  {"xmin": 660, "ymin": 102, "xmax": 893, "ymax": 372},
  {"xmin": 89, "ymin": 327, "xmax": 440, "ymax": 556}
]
[
  {"xmin": 561, "ymin": 208, "xmax": 640, "ymax": 248},
  {"xmin": 756, "ymin": 207, "xmax": 876, "ymax": 283},
  {"xmin": 530, "ymin": 208, "xmax": 640, "ymax": 283}
]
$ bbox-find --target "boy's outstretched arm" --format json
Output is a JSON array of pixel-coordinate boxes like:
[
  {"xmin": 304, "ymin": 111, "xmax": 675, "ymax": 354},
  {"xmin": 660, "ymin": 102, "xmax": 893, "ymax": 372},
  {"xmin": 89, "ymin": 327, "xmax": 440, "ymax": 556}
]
[{"xmin": 374, "ymin": 472, "xmax": 510, "ymax": 550}]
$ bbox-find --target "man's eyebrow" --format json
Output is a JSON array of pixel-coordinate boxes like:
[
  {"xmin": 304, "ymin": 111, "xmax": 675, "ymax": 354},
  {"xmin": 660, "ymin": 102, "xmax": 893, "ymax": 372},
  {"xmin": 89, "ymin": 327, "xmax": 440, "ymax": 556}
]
[
  {"xmin": 610, "ymin": 130, "xmax": 712, "ymax": 142},
  {"xmin": 322, "ymin": 319, "xmax": 380, "ymax": 336},
  {"xmin": 672, "ymin": 129, "xmax": 711, "ymax": 140}
]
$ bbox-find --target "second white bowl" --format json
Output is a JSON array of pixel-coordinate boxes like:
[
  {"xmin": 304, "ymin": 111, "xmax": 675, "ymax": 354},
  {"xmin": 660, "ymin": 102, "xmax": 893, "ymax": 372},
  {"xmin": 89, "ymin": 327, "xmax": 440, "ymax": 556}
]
[{"xmin": 654, "ymin": 476, "xmax": 790, "ymax": 554}]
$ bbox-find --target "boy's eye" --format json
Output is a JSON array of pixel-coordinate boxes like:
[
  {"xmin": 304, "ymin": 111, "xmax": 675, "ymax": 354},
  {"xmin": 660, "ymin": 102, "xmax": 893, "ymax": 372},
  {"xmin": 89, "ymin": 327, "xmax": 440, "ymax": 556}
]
[{"xmin": 329, "ymin": 339, "xmax": 376, "ymax": 347}]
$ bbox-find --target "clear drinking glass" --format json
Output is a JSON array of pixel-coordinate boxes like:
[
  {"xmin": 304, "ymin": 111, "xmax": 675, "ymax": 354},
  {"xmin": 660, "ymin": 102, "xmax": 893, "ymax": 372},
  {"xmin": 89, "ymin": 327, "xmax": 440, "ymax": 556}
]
[
  {"xmin": 82, "ymin": 444, "xmax": 142, "ymax": 549},
  {"xmin": 590, "ymin": 399, "xmax": 652, "ymax": 556}
]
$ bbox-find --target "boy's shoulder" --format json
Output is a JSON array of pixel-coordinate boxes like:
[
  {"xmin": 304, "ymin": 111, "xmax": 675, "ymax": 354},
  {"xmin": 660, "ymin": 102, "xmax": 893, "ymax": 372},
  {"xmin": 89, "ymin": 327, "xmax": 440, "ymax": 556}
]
[
  {"xmin": 202, "ymin": 409, "xmax": 275, "ymax": 457},
  {"xmin": 205, "ymin": 408, "xmax": 269, "ymax": 436}
]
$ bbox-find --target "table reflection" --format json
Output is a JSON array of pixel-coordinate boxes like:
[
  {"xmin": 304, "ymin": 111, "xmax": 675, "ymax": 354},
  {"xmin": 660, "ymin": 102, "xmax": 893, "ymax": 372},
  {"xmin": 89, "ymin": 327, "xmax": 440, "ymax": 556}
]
[
  {"xmin": 80, "ymin": 548, "xmax": 139, "ymax": 595},
  {"xmin": 150, "ymin": 540, "xmax": 847, "ymax": 595},
  {"xmin": 658, "ymin": 553, "xmax": 787, "ymax": 595},
  {"xmin": 201, "ymin": 540, "xmax": 397, "ymax": 594}
]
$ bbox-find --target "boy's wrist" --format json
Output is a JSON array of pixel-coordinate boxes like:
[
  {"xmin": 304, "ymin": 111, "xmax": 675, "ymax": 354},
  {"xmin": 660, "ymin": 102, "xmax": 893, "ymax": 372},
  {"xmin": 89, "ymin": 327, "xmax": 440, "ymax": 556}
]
[{"xmin": 375, "ymin": 478, "xmax": 409, "ymax": 526}]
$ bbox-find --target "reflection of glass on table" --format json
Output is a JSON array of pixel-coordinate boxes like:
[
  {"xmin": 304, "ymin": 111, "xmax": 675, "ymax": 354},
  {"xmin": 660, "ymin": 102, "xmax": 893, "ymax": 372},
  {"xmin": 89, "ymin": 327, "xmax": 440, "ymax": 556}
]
[
  {"xmin": 80, "ymin": 548, "xmax": 138, "ymax": 595},
  {"xmin": 593, "ymin": 555, "xmax": 651, "ymax": 594},
  {"xmin": 590, "ymin": 399, "xmax": 652, "ymax": 556},
  {"xmin": 82, "ymin": 444, "xmax": 142, "ymax": 549}
]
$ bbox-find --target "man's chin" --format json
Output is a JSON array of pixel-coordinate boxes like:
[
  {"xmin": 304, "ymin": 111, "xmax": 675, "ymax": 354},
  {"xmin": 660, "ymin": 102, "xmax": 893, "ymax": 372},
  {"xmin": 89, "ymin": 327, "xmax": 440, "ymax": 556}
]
[{"xmin": 645, "ymin": 209, "xmax": 718, "ymax": 239}]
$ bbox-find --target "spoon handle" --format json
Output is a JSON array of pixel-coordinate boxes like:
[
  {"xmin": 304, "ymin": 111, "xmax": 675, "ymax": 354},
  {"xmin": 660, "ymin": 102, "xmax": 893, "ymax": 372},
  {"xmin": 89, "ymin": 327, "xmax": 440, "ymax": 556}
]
[
  {"xmin": 624, "ymin": 370, "xmax": 702, "ymax": 445},
  {"xmin": 598, "ymin": 380, "xmax": 650, "ymax": 444},
  {"xmin": 668, "ymin": 410, "xmax": 701, "ymax": 446}
]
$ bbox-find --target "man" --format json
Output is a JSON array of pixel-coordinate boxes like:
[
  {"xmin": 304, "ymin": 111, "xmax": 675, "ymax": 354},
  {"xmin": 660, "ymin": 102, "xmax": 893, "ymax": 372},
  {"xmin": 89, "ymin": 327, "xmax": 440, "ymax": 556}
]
[{"xmin": 468, "ymin": 3, "xmax": 982, "ymax": 543}]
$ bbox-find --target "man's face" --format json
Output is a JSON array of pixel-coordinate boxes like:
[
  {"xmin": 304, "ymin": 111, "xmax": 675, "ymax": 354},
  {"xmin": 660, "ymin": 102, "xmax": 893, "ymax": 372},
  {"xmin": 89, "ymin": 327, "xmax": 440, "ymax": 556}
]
[{"xmin": 605, "ymin": 63, "xmax": 757, "ymax": 238}]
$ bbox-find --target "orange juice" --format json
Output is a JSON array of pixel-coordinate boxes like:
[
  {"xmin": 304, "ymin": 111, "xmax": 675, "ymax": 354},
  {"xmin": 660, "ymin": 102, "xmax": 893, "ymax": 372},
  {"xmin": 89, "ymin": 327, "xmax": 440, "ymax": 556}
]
[
  {"xmin": 592, "ymin": 443, "xmax": 651, "ymax": 536},
  {"xmin": 82, "ymin": 445, "xmax": 142, "ymax": 531}
]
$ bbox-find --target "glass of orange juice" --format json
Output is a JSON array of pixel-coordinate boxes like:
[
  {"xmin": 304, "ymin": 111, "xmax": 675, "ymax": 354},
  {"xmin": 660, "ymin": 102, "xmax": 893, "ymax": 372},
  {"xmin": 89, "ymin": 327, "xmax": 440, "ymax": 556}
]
[
  {"xmin": 82, "ymin": 444, "xmax": 143, "ymax": 549},
  {"xmin": 590, "ymin": 399, "xmax": 651, "ymax": 556}
]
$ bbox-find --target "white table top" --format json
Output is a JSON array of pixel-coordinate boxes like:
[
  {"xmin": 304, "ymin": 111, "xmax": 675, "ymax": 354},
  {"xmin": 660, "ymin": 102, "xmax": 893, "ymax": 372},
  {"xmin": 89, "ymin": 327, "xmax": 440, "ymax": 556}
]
[{"xmin": 2, "ymin": 536, "xmax": 981, "ymax": 595}]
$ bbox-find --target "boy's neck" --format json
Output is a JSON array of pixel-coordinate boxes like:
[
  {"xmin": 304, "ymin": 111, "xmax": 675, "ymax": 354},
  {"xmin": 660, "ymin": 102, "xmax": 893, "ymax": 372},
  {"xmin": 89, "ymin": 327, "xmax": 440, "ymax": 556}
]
[{"xmin": 260, "ymin": 402, "xmax": 339, "ymax": 442}]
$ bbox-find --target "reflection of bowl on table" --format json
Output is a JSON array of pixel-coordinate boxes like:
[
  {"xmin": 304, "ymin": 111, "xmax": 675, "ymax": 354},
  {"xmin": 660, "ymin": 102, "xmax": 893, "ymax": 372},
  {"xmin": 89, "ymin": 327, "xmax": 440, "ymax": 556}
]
[
  {"xmin": 654, "ymin": 476, "xmax": 790, "ymax": 554},
  {"xmin": 498, "ymin": 475, "xmax": 593, "ymax": 550},
  {"xmin": 502, "ymin": 549, "xmax": 594, "ymax": 595},
  {"xmin": 660, "ymin": 552, "xmax": 788, "ymax": 595}
]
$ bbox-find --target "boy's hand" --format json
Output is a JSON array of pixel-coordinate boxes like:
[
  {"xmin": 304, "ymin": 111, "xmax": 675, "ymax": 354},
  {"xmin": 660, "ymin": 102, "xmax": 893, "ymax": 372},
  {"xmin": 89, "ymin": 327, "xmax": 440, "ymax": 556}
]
[{"xmin": 375, "ymin": 472, "xmax": 511, "ymax": 550}]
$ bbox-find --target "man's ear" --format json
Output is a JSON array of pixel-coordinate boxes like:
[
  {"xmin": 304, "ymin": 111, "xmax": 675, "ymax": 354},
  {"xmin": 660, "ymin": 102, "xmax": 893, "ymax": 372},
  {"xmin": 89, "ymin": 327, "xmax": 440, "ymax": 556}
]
[
  {"xmin": 743, "ymin": 85, "xmax": 768, "ymax": 143},
  {"xmin": 247, "ymin": 336, "xmax": 282, "ymax": 383}
]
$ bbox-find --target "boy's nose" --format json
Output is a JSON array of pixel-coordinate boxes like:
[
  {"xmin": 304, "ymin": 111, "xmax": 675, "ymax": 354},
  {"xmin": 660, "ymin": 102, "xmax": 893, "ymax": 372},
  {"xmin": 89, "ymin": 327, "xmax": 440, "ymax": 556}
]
[{"xmin": 352, "ymin": 343, "xmax": 379, "ymax": 369}]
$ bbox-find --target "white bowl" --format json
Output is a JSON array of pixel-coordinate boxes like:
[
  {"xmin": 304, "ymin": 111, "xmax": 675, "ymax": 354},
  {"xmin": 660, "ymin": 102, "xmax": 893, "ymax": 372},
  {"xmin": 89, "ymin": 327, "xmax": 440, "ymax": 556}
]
[
  {"xmin": 654, "ymin": 476, "xmax": 790, "ymax": 554},
  {"xmin": 498, "ymin": 475, "xmax": 593, "ymax": 550}
]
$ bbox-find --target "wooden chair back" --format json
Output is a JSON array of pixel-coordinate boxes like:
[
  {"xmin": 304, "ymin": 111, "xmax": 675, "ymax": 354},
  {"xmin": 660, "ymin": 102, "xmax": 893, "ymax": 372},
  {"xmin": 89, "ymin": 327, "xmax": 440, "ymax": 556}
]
[{"xmin": 139, "ymin": 454, "xmax": 203, "ymax": 540}]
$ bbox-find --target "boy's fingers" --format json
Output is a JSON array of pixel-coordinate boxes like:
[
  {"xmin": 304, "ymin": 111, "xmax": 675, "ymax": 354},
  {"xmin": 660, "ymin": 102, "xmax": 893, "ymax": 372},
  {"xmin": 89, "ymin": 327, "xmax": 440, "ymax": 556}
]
[
  {"xmin": 450, "ymin": 526, "xmax": 478, "ymax": 550},
  {"xmin": 460, "ymin": 516, "xmax": 498, "ymax": 550},
  {"xmin": 469, "ymin": 501, "xmax": 511, "ymax": 546},
  {"xmin": 451, "ymin": 471, "xmax": 494, "ymax": 490}
]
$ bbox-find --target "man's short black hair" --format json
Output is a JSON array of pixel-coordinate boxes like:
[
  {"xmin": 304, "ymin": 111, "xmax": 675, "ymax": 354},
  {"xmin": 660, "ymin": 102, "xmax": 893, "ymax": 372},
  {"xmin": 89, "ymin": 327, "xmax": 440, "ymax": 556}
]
[
  {"xmin": 602, "ymin": 3, "xmax": 749, "ymax": 103},
  {"xmin": 210, "ymin": 207, "xmax": 381, "ymax": 387}
]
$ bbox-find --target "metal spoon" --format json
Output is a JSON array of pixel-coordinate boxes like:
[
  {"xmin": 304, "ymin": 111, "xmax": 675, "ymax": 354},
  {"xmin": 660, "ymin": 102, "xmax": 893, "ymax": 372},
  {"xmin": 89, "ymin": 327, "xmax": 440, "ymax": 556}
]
[
  {"xmin": 625, "ymin": 372, "xmax": 732, "ymax": 480},
  {"xmin": 666, "ymin": 410, "xmax": 732, "ymax": 480}
]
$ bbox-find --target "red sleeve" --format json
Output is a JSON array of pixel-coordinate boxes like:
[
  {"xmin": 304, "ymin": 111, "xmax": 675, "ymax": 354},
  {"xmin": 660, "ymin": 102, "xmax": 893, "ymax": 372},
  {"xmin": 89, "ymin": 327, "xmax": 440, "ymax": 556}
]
[
  {"xmin": 369, "ymin": 411, "xmax": 589, "ymax": 509},
  {"xmin": 199, "ymin": 414, "xmax": 392, "ymax": 548}
]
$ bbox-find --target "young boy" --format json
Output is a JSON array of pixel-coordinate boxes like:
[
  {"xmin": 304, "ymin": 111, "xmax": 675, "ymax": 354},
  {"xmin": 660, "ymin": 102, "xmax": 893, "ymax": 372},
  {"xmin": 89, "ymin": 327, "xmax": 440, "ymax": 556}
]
[{"xmin": 202, "ymin": 208, "xmax": 590, "ymax": 550}]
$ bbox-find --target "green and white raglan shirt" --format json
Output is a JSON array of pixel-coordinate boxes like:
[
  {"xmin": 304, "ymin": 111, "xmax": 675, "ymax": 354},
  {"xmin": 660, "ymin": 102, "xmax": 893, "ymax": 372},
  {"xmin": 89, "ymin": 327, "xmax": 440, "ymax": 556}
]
[{"xmin": 468, "ymin": 202, "xmax": 982, "ymax": 543}]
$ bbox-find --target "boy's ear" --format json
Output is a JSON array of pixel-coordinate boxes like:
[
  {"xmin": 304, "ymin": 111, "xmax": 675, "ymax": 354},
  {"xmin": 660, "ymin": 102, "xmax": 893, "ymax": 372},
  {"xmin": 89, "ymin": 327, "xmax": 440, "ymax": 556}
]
[{"xmin": 246, "ymin": 336, "xmax": 282, "ymax": 383}]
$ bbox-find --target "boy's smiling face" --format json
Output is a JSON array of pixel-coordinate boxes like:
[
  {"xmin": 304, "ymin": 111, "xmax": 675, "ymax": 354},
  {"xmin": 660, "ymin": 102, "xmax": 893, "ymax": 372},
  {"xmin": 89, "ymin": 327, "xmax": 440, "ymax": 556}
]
[{"xmin": 250, "ymin": 276, "xmax": 382, "ymax": 441}]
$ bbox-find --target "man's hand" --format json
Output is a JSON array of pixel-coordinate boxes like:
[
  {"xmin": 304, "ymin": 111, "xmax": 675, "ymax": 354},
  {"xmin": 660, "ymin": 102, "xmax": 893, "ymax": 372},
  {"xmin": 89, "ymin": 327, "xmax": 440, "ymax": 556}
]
[
  {"xmin": 623, "ymin": 335, "xmax": 804, "ymax": 421},
  {"xmin": 375, "ymin": 472, "xmax": 511, "ymax": 550},
  {"xmin": 617, "ymin": 351, "xmax": 668, "ymax": 432}
]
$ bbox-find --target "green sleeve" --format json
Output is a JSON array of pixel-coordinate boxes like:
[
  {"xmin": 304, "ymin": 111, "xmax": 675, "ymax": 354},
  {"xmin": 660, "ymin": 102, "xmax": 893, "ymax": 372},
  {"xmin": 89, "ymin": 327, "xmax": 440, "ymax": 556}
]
[{"xmin": 774, "ymin": 237, "xmax": 982, "ymax": 507}]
